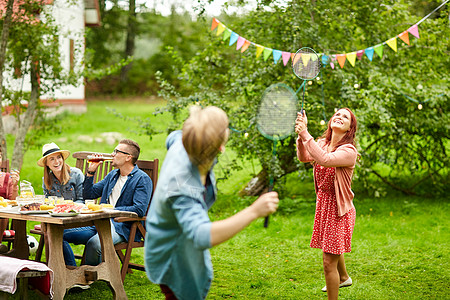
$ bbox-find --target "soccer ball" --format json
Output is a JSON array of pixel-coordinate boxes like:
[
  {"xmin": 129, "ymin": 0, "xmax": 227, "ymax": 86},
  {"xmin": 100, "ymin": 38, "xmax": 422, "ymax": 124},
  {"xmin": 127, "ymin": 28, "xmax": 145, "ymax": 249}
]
[{"xmin": 27, "ymin": 235, "xmax": 39, "ymax": 255}]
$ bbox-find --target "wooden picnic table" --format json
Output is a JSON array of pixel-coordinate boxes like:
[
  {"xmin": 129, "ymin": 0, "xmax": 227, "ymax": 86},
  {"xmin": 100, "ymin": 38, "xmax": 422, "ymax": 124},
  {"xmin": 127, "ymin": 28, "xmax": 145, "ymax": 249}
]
[{"xmin": 0, "ymin": 207, "xmax": 137, "ymax": 299}]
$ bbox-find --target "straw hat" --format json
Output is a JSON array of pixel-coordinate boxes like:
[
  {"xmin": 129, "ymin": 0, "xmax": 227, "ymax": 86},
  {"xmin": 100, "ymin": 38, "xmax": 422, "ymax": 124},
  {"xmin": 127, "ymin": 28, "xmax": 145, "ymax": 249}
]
[{"xmin": 37, "ymin": 142, "xmax": 70, "ymax": 167}]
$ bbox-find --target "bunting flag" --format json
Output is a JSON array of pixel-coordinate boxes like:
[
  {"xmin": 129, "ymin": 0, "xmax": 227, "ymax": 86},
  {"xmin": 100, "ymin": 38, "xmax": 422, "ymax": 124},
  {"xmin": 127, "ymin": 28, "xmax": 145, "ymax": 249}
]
[
  {"xmin": 263, "ymin": 48, "xmax": 272, "ymax": 61},
  {"xmin": 236, "ymin": 36, "xmax": 245, "ymax": 50},
  {"xmin": 336, "ymin": 54, "xmax": 346, "ymax": 68},
  {"xmin": 282, "ymin": 52, "xmax": 291, "ymax": 66},
  {"xmin": 209, "ymin": 1, "xmax": 447, "ymax": 70},
  {"xmin": 374, "ymin": 44, "xmax": 384, "ymax": 58},
  {"xmin": 216, "ymin": 23, "xmax": 226, "ymax": 36},
  {"xmin": 222, "ymin": 29, "xmax": 231, "ymax": 41},
  {"xmin": 398, "ymin": 31, "xmax": 410, "ymax": 45},
  {"xmin": 386, "ymin": 37, "xmax": 397, "ymax": 52},
  {"xmin": 273, "ymin": 50, "xmax": 282, "ymax": 64},
  {"xmin": 365, "ymin": 47, "xmax": 374, "ymax": 61},
  {"xmin": 346, "ymin": 52, "xmax": 357, "ymax": 67},
  {"xmin": 241, "ymin": 40, "xmax": 251, "ymax": 52},
  {"xmin": 256, "ymin": 45, "xmax": 264, "ymax": 58}
]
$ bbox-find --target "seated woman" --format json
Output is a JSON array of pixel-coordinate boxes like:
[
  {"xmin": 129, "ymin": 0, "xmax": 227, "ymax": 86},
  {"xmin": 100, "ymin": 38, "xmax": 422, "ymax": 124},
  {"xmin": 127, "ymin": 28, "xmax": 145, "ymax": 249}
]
[
  {"xmin": 37, "ymin": 143, "xmax": 84, "ymax": 264},
  {"xmin": 0, "ymin": 148, "xmax": 20, "ymax": 254},
  {"xmin": 37, "ymin": 142, "xmax": 84, "ymax": 203}
]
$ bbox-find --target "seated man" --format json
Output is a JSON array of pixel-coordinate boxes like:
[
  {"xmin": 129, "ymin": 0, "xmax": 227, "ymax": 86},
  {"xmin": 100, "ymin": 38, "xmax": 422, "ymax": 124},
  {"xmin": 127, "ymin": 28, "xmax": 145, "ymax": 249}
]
[{"xmin": 62, "ymin": 139, "xmax": 153, "ymax": 266}]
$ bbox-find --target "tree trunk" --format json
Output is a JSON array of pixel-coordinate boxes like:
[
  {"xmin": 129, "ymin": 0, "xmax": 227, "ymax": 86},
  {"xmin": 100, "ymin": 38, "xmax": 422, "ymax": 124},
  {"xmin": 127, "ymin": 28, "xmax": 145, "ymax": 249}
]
[
  {"xmin": 11, "ymin": 61, "xmax": 39, "ymax": 170},
  {"xmin": 240, "ymin": 139, "xmax": 301, "ymax": 196},
  {"xmin": 0, "ymin": 0, "xmax": 15, "ymax": 158},
  {"xmin": 120, "ymin": 0, "xmax": 136, "ymax": 83}
]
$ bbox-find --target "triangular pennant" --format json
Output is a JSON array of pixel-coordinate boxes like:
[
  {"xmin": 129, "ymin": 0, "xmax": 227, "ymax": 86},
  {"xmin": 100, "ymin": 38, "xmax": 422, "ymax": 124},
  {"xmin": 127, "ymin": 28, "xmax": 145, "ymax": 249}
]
[
  {"xmin": 281, "ymin": 52, "xmax": 291, "ymax": 66},
  {"xmin": 408, "ymin": 24, "xmax": 419, "ymax": 39},
  {"xmin": 302, "ymin": 53, "xmax": 311, "ymax": 66},
  {"xmin": 229, "ymin": 32, "xmax": 239, "ymax": 46},
  {"xmin": 336, "ymin": 54, "xmax": 346, "ymax": 68},
  {"xmin": 398, "ymin": 31, "xmax": 410, "ymax": 45},
  {"xmin": 365, "ymin": 47, "xmax": 374, "ymax": 61},
  {"xmin": 356, "ymin": 50, "xmax": 364, "ymax": 60},
  {"xmin": 293, "ymin": 53, "xmax": 301, "ymax": 66},
  {"xmin": 386, "ymin": 37, "xmax": 397, "ymax": 52},
  {"xmin": 346, "ymin": 52, "xmax": 357, "ymax": 67},
  {"xmin": 256, "ymin": 45, "xmax": 264, "ymax": 58},
  {"xmin": 310, "ymin": 54, "xmax": 318, "ymax": 62},
  {"xmin": 211, "ymin": 18, "xmax": 219, "ymax": 31},
  {"xmin": 241, "ymin": 40, "xmax": 251, "ymax": 53},
  {"xmin": 236, "ymin": 36, "xmax": 245, "ymax": 50},
  {"xmin": 374, "ymin": 44, "xmax": 383, "ymax": 58},
  {"xmin": 222, "ymin": 29, "xmax": 231, "ymax": 41},
  {"xmin": 330, "ymin": 62, "xmax": 335, "ymax": 69},
  {"xmin": 263, "ymin": 48, "xmax": 272, "ymax": 61},
  {"xmin": 216, "ymin": 23, "xmax": 226, "ymax": 36},
  {"xmin": 321, "ymin": 54, "xmax": 329, "ymax": 65},
  {"xmin": 273, "ymin": 50, "xmax": 282, "ymax": 64}
]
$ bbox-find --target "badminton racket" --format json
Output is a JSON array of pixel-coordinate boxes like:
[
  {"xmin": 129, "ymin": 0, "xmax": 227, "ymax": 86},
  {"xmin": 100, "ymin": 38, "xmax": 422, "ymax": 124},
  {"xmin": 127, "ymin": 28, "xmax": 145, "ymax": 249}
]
[
  {"xmin": 292, "ymin": 47, "xmax": 321, "ymax": 113},
  {"xmin": 256, "ymin": 83, "xmax": 298, "ymax": 228}
]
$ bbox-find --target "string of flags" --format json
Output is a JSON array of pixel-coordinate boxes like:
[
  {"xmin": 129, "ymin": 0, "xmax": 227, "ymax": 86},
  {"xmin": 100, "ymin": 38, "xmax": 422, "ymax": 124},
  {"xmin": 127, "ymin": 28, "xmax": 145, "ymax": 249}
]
[{"xmin": 210, "ymin": 0, "xmax": 449, "ymax": 69}]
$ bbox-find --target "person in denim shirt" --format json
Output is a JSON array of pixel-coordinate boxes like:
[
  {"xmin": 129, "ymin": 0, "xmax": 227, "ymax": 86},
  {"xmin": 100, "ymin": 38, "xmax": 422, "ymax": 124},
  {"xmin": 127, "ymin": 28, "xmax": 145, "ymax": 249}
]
[
  {"xmin": 37, "ymin": 142, "xmax": 84, "ymax": 202},
  {"xmin": 63, "ymin": 139, "xmax": 153, "ymax": 268},
  {"xmin": 145, "ymin": 106, "xmax": 279, "ymax": 300}
]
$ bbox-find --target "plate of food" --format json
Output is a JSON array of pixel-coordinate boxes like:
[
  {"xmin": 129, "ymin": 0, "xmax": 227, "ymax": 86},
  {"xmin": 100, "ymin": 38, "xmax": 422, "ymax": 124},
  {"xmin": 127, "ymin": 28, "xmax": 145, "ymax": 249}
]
[
  {"xmin": 48, "ymin": 211, "xmax": 80, "ymax": 217},
  {"xmin": 80, "ymin": 208, "xmax": 104, "ymax": 214},
  {"xmin": 101, "ymin": 204, "xmax": 114, "ymax": 210},
  {"xmin": 49, "ymin": 203, "xmax": 83, "ymax": 217},
  {"xmin": 19, "ymin": 202, "xmax": 49, "ymax": 214}
]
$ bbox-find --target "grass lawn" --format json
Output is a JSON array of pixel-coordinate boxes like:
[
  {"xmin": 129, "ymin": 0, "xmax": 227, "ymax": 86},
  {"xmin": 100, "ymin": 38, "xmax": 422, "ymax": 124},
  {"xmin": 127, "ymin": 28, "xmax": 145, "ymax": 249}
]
[{"xmin": 5, "ymin": 98, "xmax": 449, "ymax": 299}]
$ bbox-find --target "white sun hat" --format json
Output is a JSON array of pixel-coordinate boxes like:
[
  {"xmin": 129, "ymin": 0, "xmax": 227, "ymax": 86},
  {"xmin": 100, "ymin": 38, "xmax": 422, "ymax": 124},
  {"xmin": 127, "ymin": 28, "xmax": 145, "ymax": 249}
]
[{"xmin": 37, "ymin": 142, "xmax": 70, "ymax": 167}]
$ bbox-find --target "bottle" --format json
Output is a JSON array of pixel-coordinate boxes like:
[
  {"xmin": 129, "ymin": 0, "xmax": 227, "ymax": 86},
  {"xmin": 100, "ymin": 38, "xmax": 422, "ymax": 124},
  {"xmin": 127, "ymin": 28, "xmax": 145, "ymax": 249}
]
[{"xmin": 87, "ymin": 154, "xmax": 113, "ymax": 163}]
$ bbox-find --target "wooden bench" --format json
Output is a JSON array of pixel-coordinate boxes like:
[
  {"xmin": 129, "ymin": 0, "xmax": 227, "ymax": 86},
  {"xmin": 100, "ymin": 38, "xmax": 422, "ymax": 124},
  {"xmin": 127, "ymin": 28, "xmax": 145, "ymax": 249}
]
[{"xmin": 0, "ymin": 268, "xmax": 50, "ymax": 300}]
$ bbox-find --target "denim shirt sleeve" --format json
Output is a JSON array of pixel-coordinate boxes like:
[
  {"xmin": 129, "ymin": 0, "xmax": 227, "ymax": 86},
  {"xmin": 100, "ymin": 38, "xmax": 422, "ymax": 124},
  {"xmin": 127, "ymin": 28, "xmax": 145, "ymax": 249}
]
[
  {"xmin": 172, "ymin": 196, "xmax": 212, "ymax": 250},
  {"xmin": 83, "ymin": 174, "xmax": 107, "ymax": 200},
  {"xmin": 115, "ymin": 174, "xmax": 152, "ymax": 217}
]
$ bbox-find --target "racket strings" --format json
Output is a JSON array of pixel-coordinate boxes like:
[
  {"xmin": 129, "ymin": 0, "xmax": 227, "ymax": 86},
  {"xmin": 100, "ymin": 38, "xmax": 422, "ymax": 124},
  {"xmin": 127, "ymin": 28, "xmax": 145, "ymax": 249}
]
[
  {"xmin": 257, "ymin": 85, "xmax": 298, "ymax": 139},
  {"xmin": 292, "ymin": 48, "xmax": 320, "ymax": 80}
]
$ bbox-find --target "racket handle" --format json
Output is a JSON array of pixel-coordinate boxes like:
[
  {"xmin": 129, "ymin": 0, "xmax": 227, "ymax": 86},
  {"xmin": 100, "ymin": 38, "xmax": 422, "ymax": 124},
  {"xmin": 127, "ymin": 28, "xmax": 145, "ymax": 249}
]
[{"xmin": 264, "ymin": 184, "xmax": 273, "ymax": 228}]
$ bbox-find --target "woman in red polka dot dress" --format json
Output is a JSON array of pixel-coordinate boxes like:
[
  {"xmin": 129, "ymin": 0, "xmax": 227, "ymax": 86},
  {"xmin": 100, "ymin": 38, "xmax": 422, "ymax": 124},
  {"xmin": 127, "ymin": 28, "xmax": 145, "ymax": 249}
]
[{"xmin": 295, "ymin": 108, "xmax": 358, "ymax": 300}]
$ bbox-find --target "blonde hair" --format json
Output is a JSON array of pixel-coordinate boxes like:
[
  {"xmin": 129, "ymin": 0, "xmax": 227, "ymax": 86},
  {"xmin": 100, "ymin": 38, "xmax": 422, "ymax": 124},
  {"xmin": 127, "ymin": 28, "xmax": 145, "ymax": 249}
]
[
  {"xmin": 182, "ymin": 106, "xmax": 229, "ymax": 167},
  {"xmin": 43, "ymin": 156, "xmax": 71, "ymax": 190}
]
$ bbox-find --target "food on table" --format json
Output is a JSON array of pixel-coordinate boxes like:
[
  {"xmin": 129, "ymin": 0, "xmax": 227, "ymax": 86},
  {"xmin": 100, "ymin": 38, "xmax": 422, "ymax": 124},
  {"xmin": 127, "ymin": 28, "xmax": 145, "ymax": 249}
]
[
  {"xmin": 20, "ymin": 202, "xmax": 42, "ymax": 211},
  {"xmin": 101, "ymin": 204, "xmax": 113, "ymax": 209},
  {"xmin": 0, "ymin": 201, "xmax": 7, "ymax": 207},
  {"xmin": 40, "ymin": 204, "xmax": 55, "ymax": 211},
  {"xmin": 7, "ymin": 200, "xmax": 18, "ymax": 206},
  {"xmin": 87, "ymin": 203, "xmax": 102, "ymax": 211},
  {"xmin": 52, "ymin": 203, "xmax": 83, "ymax": 213}
]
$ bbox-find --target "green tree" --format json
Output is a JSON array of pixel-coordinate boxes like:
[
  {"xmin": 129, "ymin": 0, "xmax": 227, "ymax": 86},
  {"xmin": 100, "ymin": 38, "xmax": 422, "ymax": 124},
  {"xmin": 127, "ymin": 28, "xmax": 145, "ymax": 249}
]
[
  {"xmin": 156, "ymin": 0, "xmax": 449, "ymax": 197},
  {"xmin": 0, "ymin": 0, "xmax": 80, "ymax": 169}
]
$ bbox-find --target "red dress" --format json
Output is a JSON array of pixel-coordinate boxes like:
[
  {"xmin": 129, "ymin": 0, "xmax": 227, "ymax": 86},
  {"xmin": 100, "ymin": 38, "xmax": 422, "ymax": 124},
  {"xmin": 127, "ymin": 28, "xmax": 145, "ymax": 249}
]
[{"xmin": 310, "ymin": 164, "xmax": 356, "ymax": 255}]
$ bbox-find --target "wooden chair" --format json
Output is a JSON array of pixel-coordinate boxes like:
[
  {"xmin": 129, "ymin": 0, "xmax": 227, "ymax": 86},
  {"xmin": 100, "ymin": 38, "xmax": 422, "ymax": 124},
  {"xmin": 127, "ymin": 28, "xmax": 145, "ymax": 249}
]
[
  {"xmin": 1, "ymin": 159, "xmax": 14, "ymax": 249},
  {"xmin": 32, "ymin": 151, "xmax": 158, "ymax": 283}
]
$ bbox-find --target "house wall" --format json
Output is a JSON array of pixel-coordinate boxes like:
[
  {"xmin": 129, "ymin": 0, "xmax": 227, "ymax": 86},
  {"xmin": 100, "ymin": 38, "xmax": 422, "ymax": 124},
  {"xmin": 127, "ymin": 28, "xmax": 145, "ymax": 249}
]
[{"xmin": 3, "ymin": 0, "xmax": 87, "ymax": 114}]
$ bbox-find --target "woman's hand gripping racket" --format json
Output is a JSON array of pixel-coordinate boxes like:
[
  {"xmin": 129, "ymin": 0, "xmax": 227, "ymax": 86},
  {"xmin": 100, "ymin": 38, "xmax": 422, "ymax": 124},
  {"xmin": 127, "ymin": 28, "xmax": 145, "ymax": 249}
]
[
  {"xmin": 292, "ymin": 47, "xmax": 321, "ymax": 113},
  {"xmin": 256, "ymin": 83, "xmax": 298, "ymax": 228}
]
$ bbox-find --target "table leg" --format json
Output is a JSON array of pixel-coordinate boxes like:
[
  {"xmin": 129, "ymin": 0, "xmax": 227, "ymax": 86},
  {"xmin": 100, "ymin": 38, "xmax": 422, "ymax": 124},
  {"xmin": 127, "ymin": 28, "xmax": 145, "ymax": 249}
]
[
  {"xmin": 94, "ymin": 219, "xmax": 128, "ymax": 300},
  {"xmin": 46, "ymin": 224, "xmax": 68, "ymax": 300}
]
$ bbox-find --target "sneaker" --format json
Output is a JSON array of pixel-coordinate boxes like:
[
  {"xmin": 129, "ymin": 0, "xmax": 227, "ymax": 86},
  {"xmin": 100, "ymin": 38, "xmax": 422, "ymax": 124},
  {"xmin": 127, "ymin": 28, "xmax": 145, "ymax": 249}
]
[
  {"xmin": 322, "ymin": 277, "xmax": 352, "ymax": 292},
  {"xmin": 69, "ymin": 284, "xmax": 91, "ymax": 291}
]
